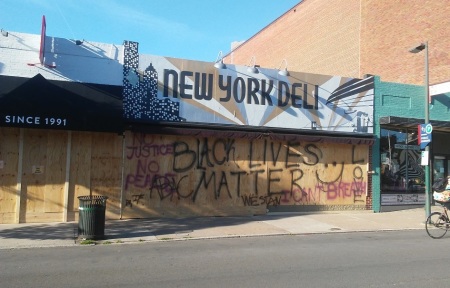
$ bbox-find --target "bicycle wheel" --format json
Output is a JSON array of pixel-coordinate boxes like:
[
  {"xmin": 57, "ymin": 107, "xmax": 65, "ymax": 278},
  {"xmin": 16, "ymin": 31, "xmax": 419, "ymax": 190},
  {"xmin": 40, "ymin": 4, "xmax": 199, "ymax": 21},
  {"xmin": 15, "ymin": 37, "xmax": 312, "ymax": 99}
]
[{"xmin": 426, "ymin": 212, "xmax": 449, "ymax": 239}]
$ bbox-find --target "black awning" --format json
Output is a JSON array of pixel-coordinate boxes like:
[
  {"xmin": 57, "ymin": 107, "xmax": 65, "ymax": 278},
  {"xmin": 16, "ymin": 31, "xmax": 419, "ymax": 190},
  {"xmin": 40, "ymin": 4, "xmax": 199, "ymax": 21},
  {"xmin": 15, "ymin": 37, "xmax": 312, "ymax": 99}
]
[
  {"xmin": 380, "ymin": 116, "xmax": 450, "ymax": 133},
  {"xmin": 0, "ymin": 74, "xmax": 123, "ymax": 133}
]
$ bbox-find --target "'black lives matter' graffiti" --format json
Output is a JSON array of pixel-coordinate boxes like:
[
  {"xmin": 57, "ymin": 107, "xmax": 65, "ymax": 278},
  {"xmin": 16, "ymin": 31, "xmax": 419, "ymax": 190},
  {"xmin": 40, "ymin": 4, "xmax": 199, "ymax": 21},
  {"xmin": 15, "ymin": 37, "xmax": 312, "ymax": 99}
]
[{"xmin": 124, "ymin": 134, "xmax": 367, "ymax": 207}]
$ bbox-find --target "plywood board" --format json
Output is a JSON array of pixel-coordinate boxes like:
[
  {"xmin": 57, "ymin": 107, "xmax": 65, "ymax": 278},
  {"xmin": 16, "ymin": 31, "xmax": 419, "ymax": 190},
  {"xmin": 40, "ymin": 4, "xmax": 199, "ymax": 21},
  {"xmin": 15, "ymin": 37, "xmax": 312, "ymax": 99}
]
[
  {"xmin": 20, "ymin": 129, "xmax": 68, "ymax": 222},
  {"xmin": 22, "ymin": 129, "xmax": 48, "ymax": 217},
  {"xmin": 0, "ymin": 127, "xmax": 20, "ymax": 223},
  {"xmin": 69, "ymin": 131, "xmax": 92, "ymax": 213},
  {"xmin": 44, "ymin": 130, "xmax": 67, "ymax": 213},
  {"xmin": 90, "ymin": 133, "xmax": 123, "ymax": 217}
]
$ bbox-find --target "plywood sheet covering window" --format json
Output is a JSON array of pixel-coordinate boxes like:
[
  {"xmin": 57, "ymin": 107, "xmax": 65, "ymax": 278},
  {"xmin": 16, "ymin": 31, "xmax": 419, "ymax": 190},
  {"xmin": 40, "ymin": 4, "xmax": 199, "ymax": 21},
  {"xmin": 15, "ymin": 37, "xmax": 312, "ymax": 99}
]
[
  {"xmin": 0, "ymin": 127, "xmax": 20, "ymax": 223},
  {"xmin": 22, "ymin": 129, "xmax": 47, "ymax": 221},
  {"xmin": 21, "ymin": 129, "xmax": 66, "ymax": 222},
  {"xmin": 89, "ymin": 133, "xmax": 122, "ymax": 217},
  {"xmin": 68, "ymin": 131, "xmax": 92, "ymax": 215},
  {"xmin": 68, "ymin": 132, "xmax": 122, "ymax": 221},
  {"xmin": 44, "ymin": 130, "xmax": 67, "ymax": 213}
]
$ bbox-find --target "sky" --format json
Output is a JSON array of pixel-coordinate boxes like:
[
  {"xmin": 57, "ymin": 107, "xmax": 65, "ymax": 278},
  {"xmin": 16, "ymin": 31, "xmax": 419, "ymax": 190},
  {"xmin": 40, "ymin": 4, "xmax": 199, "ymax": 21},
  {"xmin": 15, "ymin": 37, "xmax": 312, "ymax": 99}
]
[{"xmin": 0, "ymin": 0, "xmax": 301, "ymax": 62}]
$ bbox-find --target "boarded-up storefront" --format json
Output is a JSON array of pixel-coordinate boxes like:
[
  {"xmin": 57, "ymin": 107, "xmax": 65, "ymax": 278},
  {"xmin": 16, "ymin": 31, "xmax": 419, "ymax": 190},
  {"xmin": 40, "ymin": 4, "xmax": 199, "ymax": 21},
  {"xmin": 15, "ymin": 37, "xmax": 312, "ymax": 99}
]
[
  {"xmin": 0, "ymin": 73, "xmax": 123, "ymax": 223},
  {"xmin": 0, "ymin": 128, "xmax": 371, "ymax": 223},
  {"xmin": 0, "ymin": 128, "xmax": 123, "ymax": 223},
  {"xmin": 122, "ymin": 132, "xmax": 370, "ymax": 218}
]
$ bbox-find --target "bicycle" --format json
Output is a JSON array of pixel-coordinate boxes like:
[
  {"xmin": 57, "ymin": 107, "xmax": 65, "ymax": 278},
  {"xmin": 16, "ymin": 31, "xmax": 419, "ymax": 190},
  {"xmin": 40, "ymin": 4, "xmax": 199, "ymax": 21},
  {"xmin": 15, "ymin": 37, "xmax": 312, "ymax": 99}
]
[{"xmin": 425, "ymin": 201, "xmax": 450, "ymax": 239}]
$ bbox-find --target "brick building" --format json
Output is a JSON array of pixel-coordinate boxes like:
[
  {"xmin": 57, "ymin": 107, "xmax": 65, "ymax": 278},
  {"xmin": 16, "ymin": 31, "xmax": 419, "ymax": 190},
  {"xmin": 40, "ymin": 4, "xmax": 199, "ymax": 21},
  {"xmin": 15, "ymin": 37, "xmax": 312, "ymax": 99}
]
[{"xmin": 225, "ymin": 0, "xmax": 450, "ymax": 211}]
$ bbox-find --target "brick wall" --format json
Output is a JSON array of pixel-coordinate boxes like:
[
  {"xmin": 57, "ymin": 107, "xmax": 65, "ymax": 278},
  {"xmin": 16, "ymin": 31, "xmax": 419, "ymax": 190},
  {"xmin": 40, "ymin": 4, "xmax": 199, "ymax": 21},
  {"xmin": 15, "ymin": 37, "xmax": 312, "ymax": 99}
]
[
  {"xmin": 361, "ymin": 0, "xmax": 450, "ymax": 85},
  {"xmin": 225, "ymin": 0, "xmax": 361, "ymax": 78}
]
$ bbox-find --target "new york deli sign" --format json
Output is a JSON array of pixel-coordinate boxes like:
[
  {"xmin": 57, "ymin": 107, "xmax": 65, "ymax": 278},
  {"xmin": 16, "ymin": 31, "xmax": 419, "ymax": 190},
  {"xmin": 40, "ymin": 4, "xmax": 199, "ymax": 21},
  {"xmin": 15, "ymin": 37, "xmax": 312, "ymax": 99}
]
[
  {"xmin": 123, "ymin": 44, "xmax": 374, "ymax": 134},
  {"xmin": 161, "ymin": 69, "xmax": 319, "ymax": 110}
]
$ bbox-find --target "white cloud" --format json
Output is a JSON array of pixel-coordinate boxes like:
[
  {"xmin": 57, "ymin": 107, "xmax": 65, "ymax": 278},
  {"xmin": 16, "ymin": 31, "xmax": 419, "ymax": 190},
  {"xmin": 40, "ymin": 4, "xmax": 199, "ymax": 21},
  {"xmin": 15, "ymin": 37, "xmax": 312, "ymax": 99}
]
[{"xmin": 91, "ymin": 0, "xmax": 204, "ymax": 40}]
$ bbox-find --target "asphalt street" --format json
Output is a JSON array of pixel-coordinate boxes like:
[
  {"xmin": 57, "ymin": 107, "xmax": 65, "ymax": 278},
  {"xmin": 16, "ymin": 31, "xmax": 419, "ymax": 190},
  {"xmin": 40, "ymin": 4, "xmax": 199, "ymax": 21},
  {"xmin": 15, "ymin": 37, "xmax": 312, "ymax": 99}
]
[{"xmin": 0, "ymin": 230, "xmax": 446, "ymax": 288}]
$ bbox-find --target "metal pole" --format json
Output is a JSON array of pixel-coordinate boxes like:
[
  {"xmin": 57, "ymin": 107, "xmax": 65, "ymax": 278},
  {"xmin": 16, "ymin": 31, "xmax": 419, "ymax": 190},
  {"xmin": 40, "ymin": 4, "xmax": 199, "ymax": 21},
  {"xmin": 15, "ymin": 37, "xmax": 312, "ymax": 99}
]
[{"xmin": 424, "ymin": 41, "xmax": 431, "ymax": 218}]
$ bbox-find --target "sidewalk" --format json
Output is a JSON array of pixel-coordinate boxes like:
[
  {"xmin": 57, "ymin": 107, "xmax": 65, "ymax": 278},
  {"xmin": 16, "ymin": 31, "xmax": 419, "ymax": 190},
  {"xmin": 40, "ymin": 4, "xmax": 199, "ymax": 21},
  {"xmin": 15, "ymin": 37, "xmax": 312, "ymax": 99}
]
[{"xmin": 0, "ymin": 207, "xmax": 434, "ymax": 250}]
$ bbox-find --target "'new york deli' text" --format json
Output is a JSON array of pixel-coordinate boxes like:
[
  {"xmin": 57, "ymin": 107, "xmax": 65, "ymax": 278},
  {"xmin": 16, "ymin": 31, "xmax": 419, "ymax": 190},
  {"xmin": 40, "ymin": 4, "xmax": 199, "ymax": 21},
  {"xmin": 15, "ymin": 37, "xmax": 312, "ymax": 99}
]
[{"xmin": 163, "ymin": 69, "xmax": 319, "ymax": 110}]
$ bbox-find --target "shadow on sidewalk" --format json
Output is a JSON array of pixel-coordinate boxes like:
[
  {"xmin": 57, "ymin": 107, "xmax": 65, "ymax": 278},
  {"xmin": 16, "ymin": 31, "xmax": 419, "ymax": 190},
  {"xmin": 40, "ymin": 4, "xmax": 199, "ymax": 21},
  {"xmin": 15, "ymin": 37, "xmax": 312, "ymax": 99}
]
[
  {"xmin": 0, "ymin": 214, "xmax": 306, "ymax": 241},
  {"xmin": 0, "ymin": 223, "xmax": 78, "ymax": 241}
]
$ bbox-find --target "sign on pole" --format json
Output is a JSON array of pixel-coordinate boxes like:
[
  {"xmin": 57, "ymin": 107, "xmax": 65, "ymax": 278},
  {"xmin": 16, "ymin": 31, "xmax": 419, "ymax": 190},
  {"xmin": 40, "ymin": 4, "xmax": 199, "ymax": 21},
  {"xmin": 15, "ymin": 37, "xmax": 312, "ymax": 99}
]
[{"xmin": 418, "ymin": 123, "xmax": 432, "ymax": 150}]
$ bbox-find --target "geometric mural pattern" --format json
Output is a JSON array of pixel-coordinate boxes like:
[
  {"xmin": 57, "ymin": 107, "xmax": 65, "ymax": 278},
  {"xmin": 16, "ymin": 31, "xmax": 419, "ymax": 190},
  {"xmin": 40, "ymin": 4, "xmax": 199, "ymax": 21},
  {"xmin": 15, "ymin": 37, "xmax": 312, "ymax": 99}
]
[{"xmin": 123, "ymin": 40, "xmax": 182, "ymax": 122}]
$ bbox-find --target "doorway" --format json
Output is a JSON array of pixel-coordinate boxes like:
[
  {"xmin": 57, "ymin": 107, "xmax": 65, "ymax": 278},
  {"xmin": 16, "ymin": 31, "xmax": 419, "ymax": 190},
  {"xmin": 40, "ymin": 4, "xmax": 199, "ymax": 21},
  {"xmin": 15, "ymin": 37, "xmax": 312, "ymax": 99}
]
[{"xmin": 433, "ymin": 156, "xmax": 450, "ymax": 182}]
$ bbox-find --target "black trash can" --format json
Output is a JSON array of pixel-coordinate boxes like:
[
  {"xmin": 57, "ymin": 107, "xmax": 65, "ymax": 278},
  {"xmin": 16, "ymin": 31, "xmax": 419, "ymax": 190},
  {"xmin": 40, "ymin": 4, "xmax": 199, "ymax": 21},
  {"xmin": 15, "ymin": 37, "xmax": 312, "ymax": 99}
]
[{"xmin": 77, "ymin": 195, "xmax": 108, "ymax": 240}]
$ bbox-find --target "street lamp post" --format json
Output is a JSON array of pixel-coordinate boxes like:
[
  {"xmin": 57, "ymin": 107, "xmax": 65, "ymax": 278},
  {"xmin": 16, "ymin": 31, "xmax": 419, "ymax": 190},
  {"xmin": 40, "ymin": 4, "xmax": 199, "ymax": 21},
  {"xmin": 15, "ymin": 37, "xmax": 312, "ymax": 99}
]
[{"xmin": 409, "ymin": 41, "xmax": 431, "ymax": 218}]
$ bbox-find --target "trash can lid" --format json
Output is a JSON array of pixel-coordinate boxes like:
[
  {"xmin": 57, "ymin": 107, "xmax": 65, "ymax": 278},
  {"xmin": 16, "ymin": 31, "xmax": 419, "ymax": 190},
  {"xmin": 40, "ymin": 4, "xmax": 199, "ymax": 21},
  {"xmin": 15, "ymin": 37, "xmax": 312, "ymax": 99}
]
[
  {"xmin": 78, "ymin": 195, "xmax": 108, "ymax": 200},
  {"xmin": 78, "ymin": 195, "xmax": 108, "ymax": 206}
]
